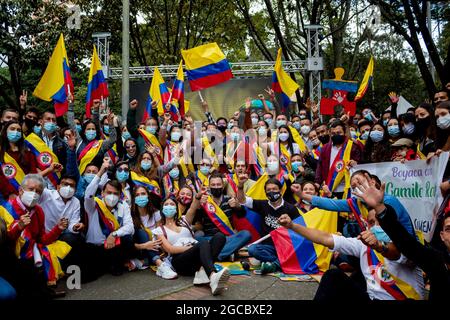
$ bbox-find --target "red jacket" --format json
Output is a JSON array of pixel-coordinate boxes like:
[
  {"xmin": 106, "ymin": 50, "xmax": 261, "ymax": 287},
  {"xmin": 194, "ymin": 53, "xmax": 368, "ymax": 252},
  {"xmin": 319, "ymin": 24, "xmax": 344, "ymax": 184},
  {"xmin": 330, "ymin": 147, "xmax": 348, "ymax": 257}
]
[
  {"xmin": 315, "ymin": 137, "xmax": 363, "ymax": 185},
  {"xmin": 7, "ymin": 197, "xmax": 62, "ymax": 248}
]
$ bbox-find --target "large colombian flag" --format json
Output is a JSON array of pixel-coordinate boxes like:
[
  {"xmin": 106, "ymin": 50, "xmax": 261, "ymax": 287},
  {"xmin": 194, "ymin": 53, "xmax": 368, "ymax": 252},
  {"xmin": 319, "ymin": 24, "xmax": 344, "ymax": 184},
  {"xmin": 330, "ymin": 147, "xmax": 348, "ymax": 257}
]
[
  {"xmin": 271, "ymin": 208, "xmax": 337, "ymax": 275},
  {"xmin": 354, "ymin": 56, "xmax": 374, "ymax": 102},
  {"xmin": 181, "ymin": 42, "xmax": 233, "ymax": 91},
  {"xmin": 85, "ymin": 45, "xmax": 109, "ymax": 118},
  {"xmin": 272, "ymin": 48, "xmax": 299, "ymax": 113},
  {"xmin": 33, "ymin": 33, "xmax": 74, "ymax": 117}
]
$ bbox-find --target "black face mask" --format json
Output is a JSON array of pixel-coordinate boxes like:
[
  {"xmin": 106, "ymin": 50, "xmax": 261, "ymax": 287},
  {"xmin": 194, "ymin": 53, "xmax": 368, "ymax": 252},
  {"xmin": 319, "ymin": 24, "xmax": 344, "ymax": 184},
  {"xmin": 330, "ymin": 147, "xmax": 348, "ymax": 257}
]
[
  {"xmin": 318, "ymin": 135, "xmax": 330, "ymax": 144},
  {"xmin": 415, "ymin": 117, "xmax": 430, "ymax": 134},
  {"xmin": 25, "ymin": 118, "xmax": 36, "ymax": 129},
  {"xmin": 217, "ymin": 125, "xmax": 227, "ymax": 133},
  {"xmin": 210, "ymin": 187, "xmax": 223, "ymax": 198},
  {"xmin": 331, "ymin": 134, "xmax": 345, "ymax": 145},
  {"xmin": 266, "ymin": 191, "xmax": 281, "ymax": 203}
]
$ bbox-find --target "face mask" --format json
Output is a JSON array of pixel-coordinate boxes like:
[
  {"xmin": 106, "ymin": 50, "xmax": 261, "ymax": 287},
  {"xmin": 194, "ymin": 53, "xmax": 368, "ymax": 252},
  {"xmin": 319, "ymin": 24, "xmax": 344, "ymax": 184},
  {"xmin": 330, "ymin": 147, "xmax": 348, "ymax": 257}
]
[
  {"xmin": 265, "ymin": 118, "xmax": 273, "ymax": 126},
  {"xmin": 416, "ymin": 117, "xmax": 431, "ymax": 132},
  {"xmin": 231, "ymin": 132, "xmax": 240, "ymax": 141},
  {"xmin": 251, "ymin": 118, "xmax": 259, "ymax": 125},
  {"xmin": 360, "ymin": 131, "xmax": 369, "ymax": 140},
  {"xmin": 25, "ymin": 118, "xmax": 36, "ymax": 129},
  {"xmin": 135, "ymin": 195, "xmax": 149, "ymax": 208},
  {"xmin": 210, "ymin": 187, "xmax": 223, "ymax": 198},
  {"xmin": 103, "ymin": 125, "xmax": 110, "ymax": 135},
  {"xmin": 199, "ymin": 166, "xmax": 210, "ymax": 176},
  {"xmin": 44, "ymin": 122, "xmax": 57, "ymax": 133},
  {"xmin": 402, "ymin": 123, "xmax": 415, "ymax": 135},
  {"xmin": 437, "ymin": 114, "xmax": 450, "ymax": 130},
  {"xmin": 85, "ymin": 129, "xmax": 96, "ymax": 141},
  {"xmin": 227, "ymin": 122, "xmax": 234, "ymax": 129},
  {"xmin": 169, "ymin": 168, "xmax": 180, "ymax": 179},
  {"xmin": 331, "ymin": 134, "xmax": 345, "ymax": 145},
  {"xmin": 279, "ymin": 133, "xmax": 289, "ymax": 142},
  {"xmin": 266, "ymin": 191, "xmax": 281, "ymax": 203},
  {"xmin": 276, "ymin": 120, "xmax": 286, "ymax": 128},
  {"xmin": 179, "ymin": 195, "xmax": 192, "ymax": 205},
  {"xmin": 350, "ymin": 131, "xmax": 358, "ymax": 139},
  {"xmin": 318, "ymin": 135, "xmax": 330, "ymax": 144},
  {"xmin": 398, "ymin": 150, "xmax": 407, "ymax": 157},
  {"xmin": 299, "ymin": 115, "xmax": 306, "ymax": 120},
  {"xmin": 292, "ymin": 122, "xmax": 301, "ymax": 130},
  {"xmin": 369, "ymin": 131, "xmax": 384, "ymax": 143},
  {"xmin": 104, "ymin": 194, "xmax": 119, "ymax": 207},
  {"xmin": 141, "ymin": 160, "xmax": 152, "ymax": 171},
  {"xmin": 171, "ymin": 131, "xmax": 181, "ymax": 142},
  {"xmin": 122, "ymin": 132, "xmax": 131, "ymax": 140},
  {"xmin": 76, "ymin": 125, "xmax": 82, "ymax": 133},
  {"xmin": 267, "ymin": 162, "xmax": 279, "ymax": 174},
  {"xmin": 84, "ymin": 173, "xmax": 96, "ymax": 184},
  {"xmin": 312, "ymin": 138, "xmax": 321, "ymax": 147},
  {"xmin": 162, "ymin": 205, "xmax": 177, "ymax": 218},
  {"xmin": 370, "ymin": 225, "xmax": 391, "ymax": 243},
  {"xmin": 63, "ymin": 136, "xmax": 69, "ymax": 144},
  {"xmin": 7, "ymin": 130, "xmax": 22, "ymax": 143},
  {"xmin": 364, "ymin": 113, "xmax": 373, "ymax": 122},
  {"xmin": 292, "ymin": 161, "xmax": 302, "ymax": 173},
  {"xmin": 258, "ymin": 127, "xmax": 267, "ymax": 136},
  {"xmin": 217, "ymin": 125, "xmax": 227, "ymax": 133},
  {"xmin": 387, "ymin": 125, "xmax": 400, "ymax": 137},
  {"xmin": 21, "ymin": 191, "xmax": 40, "ymax": 207},
  {"xmin": 33, "ymin": 126, "xmax": 42, "ymax": 135},
  {"xmin": 116, "ymin": 170, "xmax": 129, "ymax": 182},
  {"xmin": 302, "ymin": 199, "xmax": 311, "ymax": 205},
  {"xmin": 300, "ymin": 125, "xmax": 311, "ymax": 135},
  {"xmin": 382, "ymin": 119, "xmax": 388, "ymax": 127},
  {"xmin": 146, "ymin": 126, "xmax": 157, "ymax": 135},
  {"xmin": 59, "ymin": 185, "xmax": 75, "ymax": 199}
]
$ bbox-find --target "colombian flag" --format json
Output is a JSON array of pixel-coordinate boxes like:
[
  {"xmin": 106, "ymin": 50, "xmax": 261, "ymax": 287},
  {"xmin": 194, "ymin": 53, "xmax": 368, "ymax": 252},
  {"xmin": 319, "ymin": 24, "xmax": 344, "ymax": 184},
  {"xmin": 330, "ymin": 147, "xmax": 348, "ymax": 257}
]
[
  {"xmin": 233, "ymin": 208, "xmax": 262, "ymax": 243},
  {"xmin": 33, "ymin": 33, "xmax": 74, "ymax": 117},
  {"xmin": 145, "ymin": 67, "xmax": 172, "ymax": 120},
  {"xmin": 181, "ymin": 42, "xmax": 233, "ymax": 91},
  {"xmin": 171, "ymin": 61, "xmax": 185, "ymax": 119},
  {"xmin": 271, "ymin": 208, "xmax": 337, "ymax": 275},
  {"xmin": 354, "ymin": 56, "xmax": 374, "ymax": 102},
  {"xmin": 272, "ymin": 48, "xmax": 299, "ymax": 112},
  {"xmin": 85, "ymin": 45, "xmax": 109, "ymax": 118}
]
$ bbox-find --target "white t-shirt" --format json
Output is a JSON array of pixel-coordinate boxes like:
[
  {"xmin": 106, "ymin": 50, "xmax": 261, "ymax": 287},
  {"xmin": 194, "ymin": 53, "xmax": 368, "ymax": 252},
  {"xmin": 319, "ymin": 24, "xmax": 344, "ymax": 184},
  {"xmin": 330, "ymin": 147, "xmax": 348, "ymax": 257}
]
[
  {"xmin": 153, "ymin": 217, "xmax": 197, "ymax": 247},
  {"xmin": 332, "ymin": 234, "xmax": 425, "ymax": 300},
  {"xmin": 140, "ymin": 211, "xmax": 161, "ymax": 231}
]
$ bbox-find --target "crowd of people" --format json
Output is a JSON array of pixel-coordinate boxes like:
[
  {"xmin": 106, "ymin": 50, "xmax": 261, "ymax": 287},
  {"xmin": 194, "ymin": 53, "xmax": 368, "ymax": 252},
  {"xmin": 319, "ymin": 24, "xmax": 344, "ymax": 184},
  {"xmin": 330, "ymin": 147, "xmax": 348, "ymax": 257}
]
[{"xmin": 0, "ymin": 83, "xmax": 449, "ymax": 301}]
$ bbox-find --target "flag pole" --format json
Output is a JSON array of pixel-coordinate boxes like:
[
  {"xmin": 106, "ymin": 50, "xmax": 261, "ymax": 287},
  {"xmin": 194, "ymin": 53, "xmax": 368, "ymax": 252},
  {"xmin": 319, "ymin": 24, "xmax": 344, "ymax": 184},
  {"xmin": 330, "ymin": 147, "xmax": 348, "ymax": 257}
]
[
  {"xmin": 197, "ymin": 90, "xmax": 204, "ymax": 103},
  {"xmin": 247, "ymin": 233, "xmax": 271, "ymax": 247}
]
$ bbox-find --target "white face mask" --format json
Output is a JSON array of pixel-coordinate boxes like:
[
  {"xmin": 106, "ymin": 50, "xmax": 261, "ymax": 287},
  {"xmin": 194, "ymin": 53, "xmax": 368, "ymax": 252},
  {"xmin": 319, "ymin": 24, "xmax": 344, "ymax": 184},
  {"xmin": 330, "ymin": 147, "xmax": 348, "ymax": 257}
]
[
  {"xmin": 437, "ymin": 114, "xmax": 450, "ymax": 130},
  {"xmin": 267, "ymin": 162, "xmax": 279, "ymax": 174},
  {"xmin": 300, "ymin": 125, "xmax": 311, "ymax": 135},
  {"xmin": 21, "ymin": 191, "xmax": 40, "ymax": 207},
  {"xmin": 279, "ymin": 133, "xmax": 289, "ymax": 142},
  {"xmin": 59, "ymin": 185, "xmax": 75, "ymax": 199},
  {"xmin": 104, "ymin": 194, "xmax": 119, "ymax": 207}
]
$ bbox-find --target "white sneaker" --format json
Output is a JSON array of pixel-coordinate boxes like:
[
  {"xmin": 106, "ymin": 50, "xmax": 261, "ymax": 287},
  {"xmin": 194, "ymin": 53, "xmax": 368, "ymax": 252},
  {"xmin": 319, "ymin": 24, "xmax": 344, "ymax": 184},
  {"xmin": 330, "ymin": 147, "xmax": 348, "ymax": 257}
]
[
  {"xmin": 156, "ymin": 261, "xmax": 178, "ymax": 280},
  {"xmin": 209, "ymin": 267, "xmax": 230, "ymax": 295},
  {"xmin": 193, "ymin": 267, "xmax": 210, "ymax": 285}
]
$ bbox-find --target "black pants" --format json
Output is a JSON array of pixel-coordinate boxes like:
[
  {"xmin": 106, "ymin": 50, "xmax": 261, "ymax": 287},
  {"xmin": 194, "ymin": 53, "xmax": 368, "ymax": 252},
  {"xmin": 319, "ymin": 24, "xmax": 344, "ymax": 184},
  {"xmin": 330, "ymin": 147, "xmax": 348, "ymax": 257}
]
[
  {"xmin": 314, "ymin": 268, "xmax": 370, "ymax": 302},
  {"xmin": 171, "ymin": 233, "xmax": 226, "ymax": 277}
]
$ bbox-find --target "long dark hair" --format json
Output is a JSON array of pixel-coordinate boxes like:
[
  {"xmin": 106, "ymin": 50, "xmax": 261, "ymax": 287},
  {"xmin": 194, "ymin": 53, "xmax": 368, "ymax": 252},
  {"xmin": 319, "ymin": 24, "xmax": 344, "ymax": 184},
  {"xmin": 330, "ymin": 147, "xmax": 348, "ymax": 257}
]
[
  {"xmin": 130, "ymin": 185, "xmax": 158, "ymax": 230},
  {"xmin": 80, "ymin": 120, "xmax": 101, "ymax": 142},
  {"xmin": 277, "ymin": 125, "xmax": 295, "ymax": 154},
  {"xmin": 160, "ymin": 196, "xmax": 182, "ymax": 227},
  {"xmin": 0, "ymin": 120, "xmax": 26, "ymax": 165},
  {"xmin": 362, "ymin": 122, "xmax": 391, "ymax": 163},
  {"xmin": 133, "ymin": 151, "xmax": 158, "ymax": 180}
]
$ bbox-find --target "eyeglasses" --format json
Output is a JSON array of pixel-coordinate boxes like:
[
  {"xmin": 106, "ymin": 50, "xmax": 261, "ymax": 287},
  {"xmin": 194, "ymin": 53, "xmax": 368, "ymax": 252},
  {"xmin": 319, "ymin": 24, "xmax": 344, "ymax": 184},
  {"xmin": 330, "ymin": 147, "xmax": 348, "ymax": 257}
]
[
  {"xmin": 117, "ymin": 168, "xmax": 129, "ymax": 173},
  {"xmin": 125, "ymin": 145, "xmax": 136, "ymax": 149}
]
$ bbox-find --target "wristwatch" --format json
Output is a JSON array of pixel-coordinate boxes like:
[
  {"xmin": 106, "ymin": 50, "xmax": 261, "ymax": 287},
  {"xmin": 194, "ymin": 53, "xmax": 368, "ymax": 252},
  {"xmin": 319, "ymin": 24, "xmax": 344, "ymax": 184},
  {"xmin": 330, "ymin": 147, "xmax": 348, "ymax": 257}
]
[{"xmin": 378, "ymin": 241, "xmax": 389, "ymax": 254}]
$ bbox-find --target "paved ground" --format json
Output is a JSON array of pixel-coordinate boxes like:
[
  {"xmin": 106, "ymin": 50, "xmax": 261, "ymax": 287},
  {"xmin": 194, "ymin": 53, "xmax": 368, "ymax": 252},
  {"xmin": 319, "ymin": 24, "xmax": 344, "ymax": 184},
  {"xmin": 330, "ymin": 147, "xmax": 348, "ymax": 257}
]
[{"xmin": 62, "ymin": 268, "xmax": 319, "ymax": 300}]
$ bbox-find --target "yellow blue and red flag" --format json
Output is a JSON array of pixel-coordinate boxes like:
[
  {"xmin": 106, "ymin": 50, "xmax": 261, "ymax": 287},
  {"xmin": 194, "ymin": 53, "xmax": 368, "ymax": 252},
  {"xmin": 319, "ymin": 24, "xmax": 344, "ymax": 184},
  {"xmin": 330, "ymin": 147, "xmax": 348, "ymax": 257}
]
[
  {"xmin": 271, "ymin": 207, "xmax": 337, "ymax": 275},
  {"xmin": 171, "ymin": 61, "xmax": 185, "ymax": 119},
  {"xmin": 181, "ymin": 42, "xmax": 233, "ymax": 91},
  {"xmin": 85, "ymin": 45, "xmax": 109, "ymax": 118},
  {"xmin": 272, "ymin": 48, "xmax": 299, "ymax": 112},
  {"xmin": 354, "ymin": 56, "xmax": 374, "ymax": 102},
  {"xmin": 145, "ymin": 67, "xmax": 174, "ymax": 120},
  {"xmin": 33, "ymin": 33, "xmax": 74, "ymax": 117}
]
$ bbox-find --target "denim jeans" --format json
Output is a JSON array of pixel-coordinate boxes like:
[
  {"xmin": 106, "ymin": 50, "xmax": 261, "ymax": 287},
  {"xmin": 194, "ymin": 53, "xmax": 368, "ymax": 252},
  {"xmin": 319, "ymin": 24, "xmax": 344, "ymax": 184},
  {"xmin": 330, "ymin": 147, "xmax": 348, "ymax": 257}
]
[
  {"xmin": 195, "ymin": 230, "xmax": 252, "ymax": 261},
  {"xmin": 247, "ymin": 243, "xmax": 280, "ymax": 268},
  {"xmin": 135, "ymin": 229, "xmax": 160, "ymax": 264},
  {"xmin": 0, "ymin": 276, "xmax": 16, "ymax": 300}
]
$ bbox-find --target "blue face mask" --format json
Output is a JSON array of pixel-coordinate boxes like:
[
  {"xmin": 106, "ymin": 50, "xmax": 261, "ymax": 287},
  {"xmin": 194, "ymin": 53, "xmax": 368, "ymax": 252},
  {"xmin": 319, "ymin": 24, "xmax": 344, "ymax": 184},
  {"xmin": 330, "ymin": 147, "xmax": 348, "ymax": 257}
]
[
  {"xmin": 382, "ymin": 119, "xmax": 388, "ymax": 127},
  {"xmin": 171, "ymin": 131, "xmax": 181, "ymax": 142},
  {"xmin": 169, "ymin": 168, "xmax": 180, "ymax": 179},
  {"xmin": 402, "ymin": 123, "xmax": 415, "ymax": 135},
  {"xmin": 85, "ymin": 129, "xmax": 97, "ymax": 141},
  {"xmin": 162, "ymin": 205, "xmax": 177, "ymax": 218},
  {"xmin": 135, "ymin": 195, "xmax": 149, "ymax": 208},
  {"xmin": 122, "ymin": 132, "xmax": 131, "ymax": 140},
  {"xmin": 84, "ymin": 173, "xmax": 96, "ymax": 184},
  {"xmin": 227, "ymin": 122, "xmax": 234, "ymax": 129},
  {"xmin": 276, "ymin": 120, "xmax": 287, "ymax": 128},
  {"xmin": 265, "ymin": 118, "xmax": 273, "ymax": 126},
  {"xmin": 7, "ymin": 130, "xmax": 22, "ymax": 143},
  {"xmin": 231, "ymin": 132, "xmax": 240, "ymax": 141},
  {"xmin": 370, "ymin": 130, "xmax": 384, "ymax": 142},
  {"xmin": 146, "ymin": 126, "xmax": 157, "ymax": 135},
  {"xmin": 76, "ymin": 125, "xmax": 82, "ymax": 133},
  {"xmin": 388, "ymin": 125, "xmax": 400, "ymax": 137},
  {"xmin": 364, "ymin": 113, "xmax": 373, "ymax": 122},
  {"xmin": 199, "ymin": 166, "xmax": 210, "ymax": 176},
  {"xmin": 141, "ymin": 160, "xmax": 152, "ymax": 171},
  {"xmin": 33, "ymin": 126, "xmax": 42, "ymax": 135},
  {"xmin": 258, "ymin": 127, "xmax": 267, "ymax": 136},
  {"xmin": 44, "ymin": 122, "xmax": 57, "ymax": 133},
  {"xmin": 292, "ymin": 161, "xmax": 302, "ymax": 173},
  {"xmin": 360, "ymin": 131, "xmax": 369, "ymax": 140},
  {"xmin": 103, "ymin": 125, "xmax": 110, "ymax": 135},
  {"xmin": 370, "ymin": 225, "xmax": 391, "ymax": 243},
  {"xmin": 116, "ymin": 170, "xmax": 129, "ymax": 182},
  {"xmin": 292, "ymin": 122, "xmax": 301, "ymax": 130}
]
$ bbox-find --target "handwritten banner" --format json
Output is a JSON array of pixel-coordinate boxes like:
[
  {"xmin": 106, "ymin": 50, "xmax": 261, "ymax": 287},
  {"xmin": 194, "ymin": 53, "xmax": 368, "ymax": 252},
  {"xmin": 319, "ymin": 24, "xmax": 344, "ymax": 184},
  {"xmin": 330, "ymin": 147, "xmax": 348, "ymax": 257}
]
[{"xmin": 350, "ymin": 152, "xmax": 449, "ymax": 241}]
